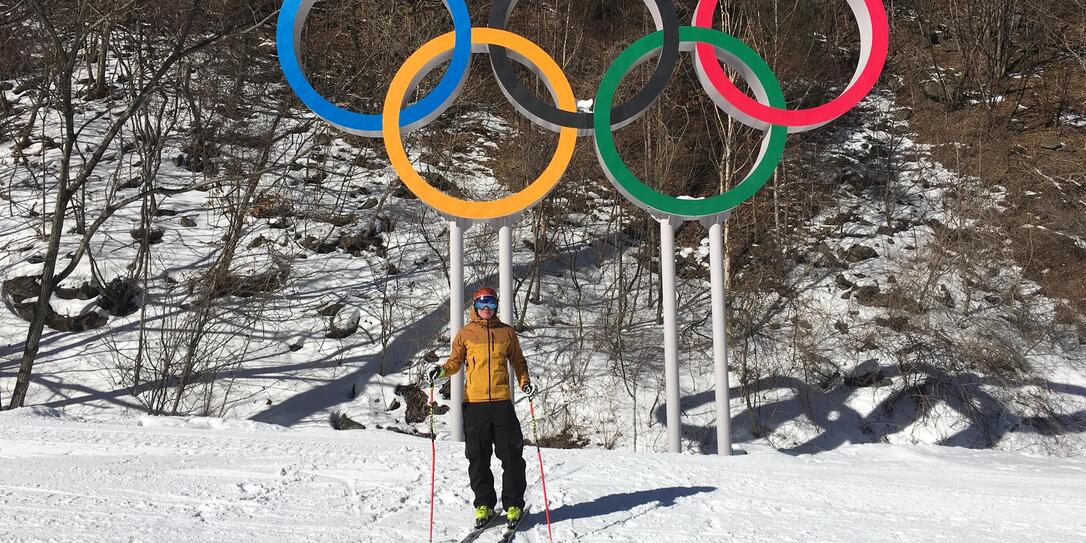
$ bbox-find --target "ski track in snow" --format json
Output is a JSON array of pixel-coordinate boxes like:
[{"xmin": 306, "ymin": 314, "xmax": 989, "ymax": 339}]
[{"xmin": 1, "ymin": 412, "xmax": 1084, "ymax": 542}]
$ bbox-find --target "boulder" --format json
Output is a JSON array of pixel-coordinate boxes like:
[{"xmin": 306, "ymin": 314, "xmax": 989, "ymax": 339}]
[
  {"xmin": 331, "ymin": 412, "xmax": 366, "ymax": 431},
  {"xmin": 844, "ymin": 358, "xmax": 882, "ymax": 387},
  {"xmin": 317, "ymin": 301, "xmax": 344, "ymax": 317},
  {"xmin": 286, "ymin": 336, "xmax": 305, "ymax": 352},
  {"xmin": 129, "ymin": 226, "xmax": 164, "ymax": 244},
  {"xmin": 844, "ymin": 245, "xmax": 879, "ymax": 263},
  {"xmin": 97, "ymin": 277, "xmax": 139, "ymax": 316},
  {"xmin": 921, "ymin": 80, "xmax": 943, "ymax": 101},
  {"xmin": 327, "ymin": 306, "xmax": 360, "ymax": 338},
  {"xmin": 835, "ymin": 274, "xmax": 855, "ymax": 290},
  {"xmin": 854, "ymin": 285, "xmax": 889, "ymax": 307},
  {"xmin": 875, "ymin": 315, "xmax": 910, "ymax": 332}
]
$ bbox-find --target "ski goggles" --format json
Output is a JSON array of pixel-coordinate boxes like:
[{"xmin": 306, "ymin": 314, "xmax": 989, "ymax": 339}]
[{"xmin": 473, "ymin": 296, "xmax": 498, "ymax": 310}]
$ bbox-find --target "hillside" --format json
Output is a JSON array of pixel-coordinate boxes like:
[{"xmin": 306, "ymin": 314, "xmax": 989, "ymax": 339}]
[{"xmin": 1, "ymin": 1, "xmax": 1084, "ymax": 459}]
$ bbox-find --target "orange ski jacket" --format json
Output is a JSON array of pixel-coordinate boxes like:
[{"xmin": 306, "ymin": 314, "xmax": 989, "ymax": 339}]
[{"xmin": 441, "ymin": 309, "xmax": 530, "ymax": 403}]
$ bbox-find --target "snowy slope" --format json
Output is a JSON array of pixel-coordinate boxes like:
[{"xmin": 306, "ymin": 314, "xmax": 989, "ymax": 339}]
[{"xmin": 2, "ymin": 409, "xmax": 1084, "ymax": 543}]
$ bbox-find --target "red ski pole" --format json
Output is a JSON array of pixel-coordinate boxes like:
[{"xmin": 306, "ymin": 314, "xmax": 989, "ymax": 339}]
[
  {"xmin": 428, "ymin": 382, "xmax": 436, "ymax": 542},
  {"xmin": 527, "ymin": 397, "xmax": 553, "ymax": 543}
]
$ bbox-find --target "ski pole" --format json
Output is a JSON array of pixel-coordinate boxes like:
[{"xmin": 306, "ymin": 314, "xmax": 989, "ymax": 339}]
[
  {"xmin": 527, "ymin": 397, "xmax": 553, "ymax": 543},
  {"xmin": 428, "ymin": 380, "xmax": 436, "ymax": 542}
]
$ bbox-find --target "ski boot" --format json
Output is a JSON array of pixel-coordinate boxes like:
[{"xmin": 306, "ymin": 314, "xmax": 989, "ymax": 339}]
[
  {"xmin": 474, "ymin": 505, "xmax": 495, "ymax": 529},
  {"xmin": 505, "ymin": 506, "xmax": 523, "ymax": 527}
]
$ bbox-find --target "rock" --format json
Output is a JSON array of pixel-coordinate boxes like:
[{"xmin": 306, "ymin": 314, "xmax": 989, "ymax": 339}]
[
  {"xmin": 854, "ymin": 285, "xmax": 889, "ymax": 307},
  {"xmin": 27, "ymin": 254, "xmax": 45, "ymax": 264},
  {"xmin": 387, "ymin": 263, "xmax": 399, "ymax": 276},
  {"xmin": 118, "ymin": 177, "xmax": 144, "ymax": 190},
  {"xmin": 286, "ymin": 336, "xmax": 305, "ymax": 352},
  {"xmin": 387, "ymin": 399, "xmax": 401, "ymax": 412},
  {"xmin": 834, "ymin": 320, "xmax": 849, "ymax": 334},
  {"xmin": 893, "ymin": 108, "xmax": 913, "ymax": 121},
  {"xmin": 331, "ymin": 412, "xmax": 366, "ymax": 431},
  {"xmin": 97, "ymin": 277, "xmax": 139, "ymax": 317},
  {"xmin": 835, "ymin": 275, "xmax": 855, "ymax": 290},
  {"xmin": 3, "ymin": 276, "xmax": 41, "ymax": 303},
  {"xmin": 844, "ymin": 245, "xmax": 879, "ymax": 263},
  {"xmin": 248, "ymin": 236, "xmax": 268, "ymax": 249},
  {"xmin": 339, "ymin": 230, "xmax": 383, "ymax": 256},
  {"xmin": 1009, "ymin": 119, "xmax": 1026, "ymax": 132},
  {"xmin": 44, "ymin": 309, "xmax": 108, "ymax": 332},
  {"xmin": 844, "ymin": 358, "xmax": 882, "ymax": 387},
  {"xmin": 1039, "ymin": 140, "xmax": 1064, "ymax": 151},
  {"xmin": 394, "ymin": 383, "xmax": 447, "ymax": 424},
  {"xmin": 875, "ymin": 315, "xmax": 910, "ymax": 332},
  {"xmin": 921, "ymin": 80, "xmax": 943, "ymax": 101},
  {"xmin": 424, "ymin": 350, "xmax": 439, "ymax": 363},
  {"xmin": 268, "ymin": 216, "xmax": 292, "ymax": 229},
  {"xmin": 301, "ymin": 234, "xmax": 339, "ymax": 254},
  {"xmin": 304, "ymin": 169, "xmax": 327, "ymax": 185},
  {"xmin": 154, "ymin": 208, "xmax": 178, "ymax": 217},
  {"xmin": 327, "ymin": 306, "xmax": 360, "ymax": 338},
  {"xmin": 179, "ymin": 216, "xmax": 197, "ymax": 227},
  {"xmin": 317, "ymin": 301, "xmax": 344, "ymax": 317},
  {"xmin": 54, "ymin": 281, "xmax": 100, "ymax": 300},
  {"xmin": 823, "ymin": 212, "xmax": 854, "ymax": 226},
  {"xmin": 129, "ymin": 226, "xmax": 164, "ymax": 244}
]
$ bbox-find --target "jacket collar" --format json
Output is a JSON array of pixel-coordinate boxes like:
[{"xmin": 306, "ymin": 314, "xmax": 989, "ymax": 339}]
[{"xmin": 469, "ymin": 307, "xmax": 501, "ymax": 326}]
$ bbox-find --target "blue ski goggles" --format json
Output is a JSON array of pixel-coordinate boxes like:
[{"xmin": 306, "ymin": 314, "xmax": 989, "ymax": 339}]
[{"xmin": 473, "ymin": 296, "xmax": 498, "ymax": 311}]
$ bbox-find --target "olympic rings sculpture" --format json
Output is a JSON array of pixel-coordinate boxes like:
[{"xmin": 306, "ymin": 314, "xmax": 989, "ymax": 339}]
[{"xmin": 276, "ymin": 0, "xmax": 889, "ymax": 221}]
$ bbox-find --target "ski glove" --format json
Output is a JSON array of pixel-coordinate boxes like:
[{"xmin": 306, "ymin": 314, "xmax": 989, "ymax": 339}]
[
  {"xmin": 427, "ymin": 366, "xmax": 445, "ymax": 382},
  {"xmin": 521, "ymin": 382, "xmax": 536, "ymax": 398}
]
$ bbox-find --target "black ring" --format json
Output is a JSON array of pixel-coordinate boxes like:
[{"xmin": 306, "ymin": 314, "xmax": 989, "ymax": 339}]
[{"xmin": 488, "ymin": 0, "xmax": 680, "ymax": 132}]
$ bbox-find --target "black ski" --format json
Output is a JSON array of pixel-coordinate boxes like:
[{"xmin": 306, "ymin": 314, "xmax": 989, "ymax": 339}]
[
  {"xmin": 496, "ymin": 505, "xmax": 532, "ymax": 543},
  {"xmin": 457, "ymin": 510, "xmax": 505, "ymax": 543}
]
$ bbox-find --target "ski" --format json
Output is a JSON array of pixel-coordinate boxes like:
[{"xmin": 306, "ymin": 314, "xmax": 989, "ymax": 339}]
[
  {"xmin": 496, "ymin": 505, "xmax": 532, "ymax": 543},
  {"xmin": 457, "ymin": 510, "xmax": 505, "ymax": 543}
]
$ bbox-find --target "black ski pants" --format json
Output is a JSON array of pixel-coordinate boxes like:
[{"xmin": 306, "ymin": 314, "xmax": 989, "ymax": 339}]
[{"xmin": 463, "ymin": 400, "xmax": 526, "ymax": 510}]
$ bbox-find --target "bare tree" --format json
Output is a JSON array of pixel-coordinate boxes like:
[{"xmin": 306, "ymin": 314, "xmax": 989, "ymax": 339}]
[{"xmin": 7, "ymin": 0, "xmax": 276, "ymax": 409}]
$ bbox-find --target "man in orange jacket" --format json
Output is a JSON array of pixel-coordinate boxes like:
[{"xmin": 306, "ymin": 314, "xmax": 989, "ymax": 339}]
[{"xmin": 428, "ymin": 286, "xmax": 535, "ymax": 528}]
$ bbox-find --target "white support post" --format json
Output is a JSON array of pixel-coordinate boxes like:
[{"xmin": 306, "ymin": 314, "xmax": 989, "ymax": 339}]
[
  {"xmin": 449, "ymin": 219, "xmax": 465, "ymax": 442},
  {"xmin": 660, "ymin": 216, "xmax": 681, "ymax": 453},
  {"xmin": 498, "ymin": 220, "xmax": 516, "ymax": 399},
  {"xmin": 709, "ymin": 221, "xmax": 732, "ymax": 455}
]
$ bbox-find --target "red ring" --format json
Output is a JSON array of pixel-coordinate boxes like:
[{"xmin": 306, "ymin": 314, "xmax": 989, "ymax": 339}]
[{"xmin": 693, "ymin": 0, "xmax": 889, "ymax": 130}]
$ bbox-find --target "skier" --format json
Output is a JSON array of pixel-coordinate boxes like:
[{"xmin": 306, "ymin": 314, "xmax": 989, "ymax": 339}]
[{"xmin": 428, "ymin": 286, "xmax": 536, "ymax": 530}]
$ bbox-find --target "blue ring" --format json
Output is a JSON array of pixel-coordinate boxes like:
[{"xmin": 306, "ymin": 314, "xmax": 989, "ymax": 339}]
[{"xmin": 276, "ymin": 0, "xmax": 472, "ymax": 137}]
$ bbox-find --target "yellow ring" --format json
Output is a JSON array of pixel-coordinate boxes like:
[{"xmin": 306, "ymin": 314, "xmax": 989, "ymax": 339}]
[{"xmin": 383, "ymin": 28, "xmax": 577, "ymax": 220}]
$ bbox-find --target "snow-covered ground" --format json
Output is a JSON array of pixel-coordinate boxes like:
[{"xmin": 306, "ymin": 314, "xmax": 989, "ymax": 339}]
[{"xmin": 2, "ymin": 407, "xmax": 1084, "ymax": 543}]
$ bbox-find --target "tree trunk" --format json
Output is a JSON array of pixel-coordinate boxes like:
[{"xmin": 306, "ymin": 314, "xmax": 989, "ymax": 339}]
[{"xmin": 8, "ymin": 188, "xmax": 70, "ymax": 409}]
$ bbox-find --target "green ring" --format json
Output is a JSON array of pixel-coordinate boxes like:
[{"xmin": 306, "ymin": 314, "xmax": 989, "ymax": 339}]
[{"xmin": 594, "ymin": 26, "xmax": 787, "ymax": 219}]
